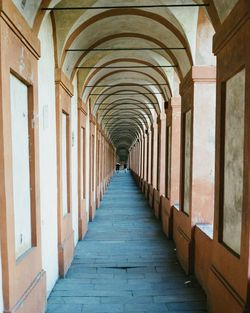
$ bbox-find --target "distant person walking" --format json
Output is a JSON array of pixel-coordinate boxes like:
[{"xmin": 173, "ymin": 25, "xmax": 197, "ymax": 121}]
[
  {"xmin": 116, "ymin": 162, "xmax": 120, "ymax": 173},
  {"xmin": 124, "ymin": 163, "xmax": 127, "ymax": 173}
]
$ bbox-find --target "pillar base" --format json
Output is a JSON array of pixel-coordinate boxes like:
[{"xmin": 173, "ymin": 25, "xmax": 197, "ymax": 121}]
[
  {"xmin": 173, "ymin": 208, "xmax": 193, "ymax": 274},
  {"xmin": 207, "ymin": 266, "xmax": 245, "ymax": 313},
  {"xmin": 144, "ymin": 182, "xmax": 149, "ymax": 200},
  {"xmin": 161, "ymin": 196, "xmax": 172, "ymax": 238},
  {"xmin": 153, "ymin": 189, "xmax": 160, "ymax": 219},
  {"xmin": 148, "ymin": 184, "xmax": 154, "ymax": 208},
  {"xmin": 78, "ymin": 211, "xmax": 88, "ymax": 241},
  {"xmin": 5, "ymin": 270, "xmax": 46, "ymax": 313},
  {"xmin": 89, "ymin": 202, "xmax": 96, "ymax": 222},
  {"xmin": 141, "ymin": 179, "xmax": 146, "ymax": 193},
  {"xmin": 58, "ymin": 230, "xmax": 74, "ymax": 277}
]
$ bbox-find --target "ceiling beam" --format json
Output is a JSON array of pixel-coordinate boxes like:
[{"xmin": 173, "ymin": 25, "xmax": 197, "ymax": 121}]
[
  {"xmin": 90, "ymin": 92, "xmax": 163, "ymax": 95},
  {"xmin": 66, "ymin": 47, "xmax": 185, "ymax": 52},
  {"xmin": 85, "ymin": 83, "xmax": 168, "ymax": 87},
  {"xmin": 77, "ymin": 65, "xmax": 176, "ymax": 69},
  {"xmin": 42, "ymin": 4, "xmax": 209, "ymax": 11}
]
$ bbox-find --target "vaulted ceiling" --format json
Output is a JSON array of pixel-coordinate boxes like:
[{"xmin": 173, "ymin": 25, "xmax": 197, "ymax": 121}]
[{"xmin": 13, "ymin": 0, "xmax": 238, "ymax": 160}]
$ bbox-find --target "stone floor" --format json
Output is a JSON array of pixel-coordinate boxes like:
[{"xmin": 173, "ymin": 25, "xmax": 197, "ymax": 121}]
[{"xmin": 46, "ymin": 171, "xmax": 207, "ymax": 313}]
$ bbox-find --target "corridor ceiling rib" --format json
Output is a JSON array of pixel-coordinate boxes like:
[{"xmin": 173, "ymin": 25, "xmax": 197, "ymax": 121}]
[{"xmin": 42, "ymin": 4, "xmax": 209, "ymax": 10}]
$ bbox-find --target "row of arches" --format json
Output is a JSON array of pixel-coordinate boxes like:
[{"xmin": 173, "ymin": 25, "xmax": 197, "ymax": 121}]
[{"xmin": 0, "ymin": 1, "xmax": 247, "ymax": 313}]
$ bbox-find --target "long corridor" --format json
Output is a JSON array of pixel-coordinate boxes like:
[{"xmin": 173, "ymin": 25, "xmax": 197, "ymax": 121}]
[{"xmin": 46, "ymin": 172, "xmax": 207, "ymax": 313}]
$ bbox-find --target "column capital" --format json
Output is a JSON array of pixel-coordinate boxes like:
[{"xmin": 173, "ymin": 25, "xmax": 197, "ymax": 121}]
[
  {"xmin": 78, "ymin": 97, "xmax": 88, "ymax": 115},
  {"xmin": 170, "ymin": 96, "xmax": 182, "ymax": 110},
  {"xmin": 55, "ymin": 68, "xmax": 74, "ymax": 97},
  {"xmin": 89, "ymin": 113, "xmax": 96, "ymax": 125},
  {"xmin": 180, "ymin": 66, "xmax": 216, "ymax": 96},
  {"xmin": 152, "ymin": 121, "xmax": 158, "ymax": 129}
]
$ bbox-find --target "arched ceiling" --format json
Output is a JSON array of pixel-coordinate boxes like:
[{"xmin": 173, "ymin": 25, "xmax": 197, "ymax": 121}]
[{"xmin": 13, "ymin": 0, "xmax": 228, "ymax": 161}]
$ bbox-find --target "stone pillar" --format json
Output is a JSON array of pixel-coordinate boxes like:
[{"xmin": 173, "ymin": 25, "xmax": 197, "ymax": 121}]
[
  {"xmin": 173, "ymin": 66, "xmax": 216, "ymax": 274},
  {"xmin": 161, "ymin": 99, "xmax": 181, "ymax": 238},
  {"xmin": 147, "ymin": 129, "xmax": 152, "ymax": 185},
  {"xmin": 95, "ymin": 126, "xmax": 101, "ymax": 209},
  {"xmin": 100, "ymin": 133, "xmax": 105, "ymax": 200},
  {"xmin": 78, "ymin": 99, "xmax": 88, "ymax": 240},
  {"xmin": 152, "ymin": 121, "xmax": 158, "ymax": 189},
  {"xmin": 142, "ymin": 133, "xmax": 148, "ymax": 194},
  {"xmin": 55, "ymin": 69, "xmax": 75, "ymax": 277},
  {"xmin": 154, "ymin": 113, "xmax": 167, "ymax": 219},
  {"xmin": 206, "ymin": 3, "xmax": 250, "ymax": 313},
  {"xmin": 170, "ymin": 98, "xmax": 181, "ymax": 206},
  {"xmin": 139, "ymin": 137, "xmax": 144, "ymax": 187},
  {"xmin": 149, "ymin": 123, "xmax": 158, "ymax": 208},
  {"xmin": 89, "ymin": 114, "xmax": 96, "ymax": 221}
]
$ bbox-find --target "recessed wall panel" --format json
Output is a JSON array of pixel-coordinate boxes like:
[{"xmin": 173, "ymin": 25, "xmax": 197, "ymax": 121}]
[
  {"xmin": 222, "ymin": 69, "xmax": 245, "ymax": 255},
  {"xmin": 62, "ymin": 112, "xmax": 68, "ymax": 216},
  {"xmin": 183, "ymin": 110, "xmax": 192, "ymax": 214},
  {"xmin": 167, "ymin": 126, "xmax": 172, "ymax": 198},
  {"xmin": 80, "ymin": 127, "xmax": 85, "ymax": 199},
  {"xmin": 10, "ymin": 74, "xmax": 32, "ymax": 259}
]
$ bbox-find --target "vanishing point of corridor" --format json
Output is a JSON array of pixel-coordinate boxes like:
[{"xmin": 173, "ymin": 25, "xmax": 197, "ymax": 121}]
[{"xmin": 47, "ymin": 172, "xmax": 206, "ymax": 313}]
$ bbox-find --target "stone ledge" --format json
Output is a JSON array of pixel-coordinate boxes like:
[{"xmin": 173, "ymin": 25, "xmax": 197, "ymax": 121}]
[{"xmin": 196, "ymin": 223, "xmax": 213, "ymax": 240}]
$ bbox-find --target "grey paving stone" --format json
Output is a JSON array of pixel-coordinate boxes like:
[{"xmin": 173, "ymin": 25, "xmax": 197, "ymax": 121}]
[
  {"xmin": 46, "ymin": 304, "xmax": 83, "ymax": 313},
  {"xmin": 167, "ymin": 301, "xmax": 207, "ymax": 311},
  {"xmin": 46, "ymin": 172, "xmax": 207, "ymax": 313}
]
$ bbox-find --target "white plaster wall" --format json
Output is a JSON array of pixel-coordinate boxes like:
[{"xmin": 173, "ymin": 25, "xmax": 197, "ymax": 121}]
[
  {"xmin": 223, "ymin": 69, "xmax": 245, "ymax": 255},
  {"xmin": 192, "ymin": 83, "xmax": 216, "ymax": 224},
  {"xmin": 183, "ymin": 110, "xmax": 192, "ymax": 214},
  {"xmin": 80, "ymin": 128, "xmax": 84, "ymax": 199},
  {"xmin": 167, "ymin": 126, "xmax": 172, "ymax": 198},
  {"xmin": 71, "ymin": 77, "xmax": 79, "ymax": 246},
  {"xmin": 93, "ymin": 125, "xmax": 97, "ymax": 202},
  {"xmin": 38, "ymin": 15, "xmax": 58, "ymax": 296},
  {"xmin": 170, "ymin": 6, "xmax": 199, "ymax": 66},
  {"xmin": 85, "ymin": 103, "xmax": 90, "ymax": 219},
  {"xmin": 62, "ymin": 113, "xmax": 68, "ymax": 216},
  {"xmin": 10, "ymin": 74, "xmax": 32, "ymax": 259},
  {"xmin": 193, "ymin": 85, "xmax": 216, "ymax": 185}
]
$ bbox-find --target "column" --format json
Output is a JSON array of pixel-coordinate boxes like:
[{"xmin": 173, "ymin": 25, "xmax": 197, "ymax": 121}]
[
  {"xmin": 153, "ymin": 113, "xmax": 167, "ymax": 219},
  {"xmin": 78, "ymin": 99, "xmax": 88, "ymax": 240},
  {"xmin": 89, "ymin": 114, "xmax": 96, "ymax": 221},
  {"xmin": 161, "ymin": 98, "xmax": 181, "ymax": 237},
  {"xmin": 148, "ymin": 122, "xmax": 158, "ymax": 208},
  {"xmin": 173, "ymin": 66, "xmax": 216, "ymax": 274},
  {"xmin": 55, "ymin": 69, "xmax": 75, "ymax": 277}
]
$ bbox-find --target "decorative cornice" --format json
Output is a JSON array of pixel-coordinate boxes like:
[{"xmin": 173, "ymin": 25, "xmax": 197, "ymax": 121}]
[
  {"xmin": 89, "ymin": 113, "xmax": 96, "ymax": 125},
  {"xmin": 78, "ymin": 98, "xmax": 87, "ymax": 115},
  {"xmin": 55, "ymin": 68, "xmax": 74, "ymax": 97},
  {"xmin": 180, "ymin": 66, "xmax": 216, "ymax": 95},
  {"xmin": 170, "ymin": 96, "xmax": 181, "ymax": 109}
]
